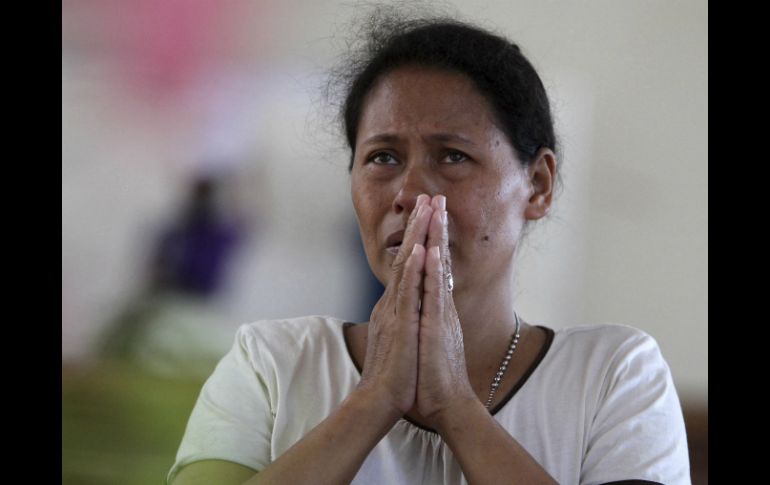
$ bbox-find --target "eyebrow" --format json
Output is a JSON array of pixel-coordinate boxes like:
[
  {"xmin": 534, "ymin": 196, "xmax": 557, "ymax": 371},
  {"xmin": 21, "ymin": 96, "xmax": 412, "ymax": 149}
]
[{"xmin": 360, "ymin": 133, "xmax": 478, "ymax": 147}]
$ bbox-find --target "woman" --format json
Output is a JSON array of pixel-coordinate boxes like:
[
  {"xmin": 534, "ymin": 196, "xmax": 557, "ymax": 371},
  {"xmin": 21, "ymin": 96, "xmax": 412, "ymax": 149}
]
[{"xmin": 168, "ymin": 15, "xmax": 690, "ymax": 485}]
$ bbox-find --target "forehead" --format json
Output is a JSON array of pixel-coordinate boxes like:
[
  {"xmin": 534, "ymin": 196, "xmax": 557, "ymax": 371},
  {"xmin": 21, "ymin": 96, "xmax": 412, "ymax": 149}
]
[{"xmin": 357, "ymin": 66, "xmax": 502, "ymax": 139}]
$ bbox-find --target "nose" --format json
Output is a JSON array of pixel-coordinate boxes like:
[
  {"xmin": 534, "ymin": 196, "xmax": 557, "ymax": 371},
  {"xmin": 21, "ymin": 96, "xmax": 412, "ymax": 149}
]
[{"xmin": 392, "ymin": 164, "xmax": 439, "ymax": 217}]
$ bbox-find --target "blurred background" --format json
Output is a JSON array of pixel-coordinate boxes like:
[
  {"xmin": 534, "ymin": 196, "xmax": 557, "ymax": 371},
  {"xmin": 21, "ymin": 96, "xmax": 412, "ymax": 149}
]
[{"xmin": 62, "ymin": 0, "xmax": 707, "ymax": 483}]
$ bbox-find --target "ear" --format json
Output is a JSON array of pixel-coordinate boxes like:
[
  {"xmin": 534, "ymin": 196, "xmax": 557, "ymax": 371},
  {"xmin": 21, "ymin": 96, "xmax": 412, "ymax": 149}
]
[{"xmin": 523, "ymin": 148, "xmax": 557, "ymax": 221}]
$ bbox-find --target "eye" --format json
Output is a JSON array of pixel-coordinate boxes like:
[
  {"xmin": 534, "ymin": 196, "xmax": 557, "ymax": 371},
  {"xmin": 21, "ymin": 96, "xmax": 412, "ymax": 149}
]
[
  {"xmin": 444, "ymin": 150, "xmax": 469, "ymax": 164},
  {"xmin": 368, "ymin": 151, "xmax": 398, "ymax": 165}
]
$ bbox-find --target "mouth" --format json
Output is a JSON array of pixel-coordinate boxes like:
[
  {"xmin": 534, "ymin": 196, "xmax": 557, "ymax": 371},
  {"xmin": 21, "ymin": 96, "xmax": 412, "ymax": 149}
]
[
  {"xmin": 385, "ymin": 241, "xmax": 453, "ymax": 256},
  {"xmin": 383, "ymin": 228, "xmax": 455, "ymax": 257},
  {"xmin": 384, "ymin": 229, "xmax": 405, "ymax": 255},
  {"xmin": 386, "ymin": 243, "xmax": 401, "ymax": 255}
]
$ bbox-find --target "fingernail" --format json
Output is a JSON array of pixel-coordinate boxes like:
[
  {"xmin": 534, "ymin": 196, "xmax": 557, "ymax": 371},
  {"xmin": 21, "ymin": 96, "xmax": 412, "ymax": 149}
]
[
  {"xmin": 416, "ymin": 194, "xmax": 428, "ymax": 208},
  {"xmin": 438, "ymin": 195, "xmax": 446, "ymax": 211},
  {"xmin": 411, "ymin": 243, "xmax": 420, "ymax": 256},
  {"xmin": 442, "ymin": 210, "xmax": 447, "ymax": 225},
  {"xmin": 431, "ymin": 246, "xmax": 441, "ymax": 260}
]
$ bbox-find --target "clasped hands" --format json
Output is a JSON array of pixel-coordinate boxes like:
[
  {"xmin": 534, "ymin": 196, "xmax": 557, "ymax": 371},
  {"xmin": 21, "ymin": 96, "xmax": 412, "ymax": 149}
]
[{"xmin": 359, "ymin": 194, "xmax": 478, "ymax": 432}]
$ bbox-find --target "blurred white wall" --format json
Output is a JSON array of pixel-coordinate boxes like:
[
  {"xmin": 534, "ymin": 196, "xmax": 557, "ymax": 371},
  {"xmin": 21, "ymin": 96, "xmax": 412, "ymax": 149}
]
[{"xmin": 62, "ymin": 0, "xmax": 707, "ymax": 404}]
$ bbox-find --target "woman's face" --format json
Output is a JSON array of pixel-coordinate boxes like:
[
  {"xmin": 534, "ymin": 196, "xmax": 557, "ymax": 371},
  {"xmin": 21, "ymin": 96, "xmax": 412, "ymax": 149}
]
[{"xmin": 350, "ymin": 65, "xmax": 536, "ymax": 291}]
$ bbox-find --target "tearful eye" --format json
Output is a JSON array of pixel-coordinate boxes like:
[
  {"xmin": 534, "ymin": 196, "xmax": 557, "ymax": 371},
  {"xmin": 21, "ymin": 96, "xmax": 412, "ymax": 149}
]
[
  {"xmin": 369, "ymin": 152, "xmax": 398, "ymax": 165},
  {"xmin": 446, "ymin": 151, "xmax": 468, "ymax": 163}
]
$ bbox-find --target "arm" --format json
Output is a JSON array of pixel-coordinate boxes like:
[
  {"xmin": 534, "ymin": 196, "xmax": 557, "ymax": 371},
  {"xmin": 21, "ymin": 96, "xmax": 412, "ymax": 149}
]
[
  {"xmin": 241, "ymin": 387, "xmax": 402, "ymax": 484},
  {"xmin": 435, "ymin": 397, "xmax": 558, "ymax": 485},
  {"xmin": 172, "ymin": 460, "xmax": 258, "ymax": 485},
  {"xmin": 243, "ymin": 206, "xmax": 432, "ymax": 484},
  {"xmin": 416, "ymin": 197, "xmax": 556, "ymax": 483},
  {"xmin": 172, "ymin": 387, "xmax": 402, "ymax": 485},
  {"xmin": 171, "ymin": 198, "xmax": 431, "ymax": 484},
  {"xmin": 172, "ymin": 389, "xmax": 401, "ymax": 485}
]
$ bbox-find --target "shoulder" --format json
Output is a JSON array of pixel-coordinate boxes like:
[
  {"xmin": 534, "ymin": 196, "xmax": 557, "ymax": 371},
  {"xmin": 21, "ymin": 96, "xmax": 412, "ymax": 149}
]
[
  {"xmin": 554, "ymin": 322, "xmax": 654, "ymax": 343},
  {"xmin": 235, "ymin": 315, "xmax": 346, "ymax": 348},
  {"xmin": 571, "ymin": 326, "xmax": 689, "ymax": 484},
  {"xmin": 231, "ymin": 315, "xmax": 347, "ymax": 368},
  {"xmin": 545, "ymin": 323, "xmax": 669, "ymax": 384},
  {"xmin": 551, "ymin": 323, "xmax": 660, "ymax": 358}
]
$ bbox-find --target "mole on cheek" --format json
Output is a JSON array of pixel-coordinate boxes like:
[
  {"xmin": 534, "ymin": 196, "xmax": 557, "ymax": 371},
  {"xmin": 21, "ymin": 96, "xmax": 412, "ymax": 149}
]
[{"xmin": 482, "ymin": 235, "xmax": 490, "ymax": 241}]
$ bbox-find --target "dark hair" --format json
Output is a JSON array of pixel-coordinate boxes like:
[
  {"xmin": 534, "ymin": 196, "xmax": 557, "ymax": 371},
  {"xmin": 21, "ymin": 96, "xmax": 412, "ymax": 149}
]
[{"xmin": 335, "ymin": 12, "xmax": 561, "ymax": 185}]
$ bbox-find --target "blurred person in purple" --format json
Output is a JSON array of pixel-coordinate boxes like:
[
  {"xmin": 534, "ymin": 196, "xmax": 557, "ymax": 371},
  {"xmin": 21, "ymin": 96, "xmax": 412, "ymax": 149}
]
[
  {"xmin": 98, "ymin": 172, "xmax": 243, "ymax": 362},
  {"xmin": 151, "ymin": 175, "xmax": 241, "ymax": 297}
]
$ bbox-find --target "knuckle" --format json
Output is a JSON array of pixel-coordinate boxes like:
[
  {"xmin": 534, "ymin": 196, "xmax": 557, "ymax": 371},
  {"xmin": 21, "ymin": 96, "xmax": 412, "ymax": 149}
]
[
  {"xmin": 400, "ymin": 272, "xmax": 417, "ymax": 290},
  {"xmin": 371, "ymin": 301, "xmax": 383, "ymax": 318},
  {"xmin": 390, "ymin": 259, "xmax": 405, "ymax": 276},
  {"xmin": 397, "ymin": 276, "xmax": 418, "ymax": 301}
]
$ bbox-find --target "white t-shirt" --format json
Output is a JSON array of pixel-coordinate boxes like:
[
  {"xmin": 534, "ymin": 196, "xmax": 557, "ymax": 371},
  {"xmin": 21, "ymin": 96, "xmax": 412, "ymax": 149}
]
[{"xmin": 168, "ymin": 315, "xmax": 691, "ymax": 485}]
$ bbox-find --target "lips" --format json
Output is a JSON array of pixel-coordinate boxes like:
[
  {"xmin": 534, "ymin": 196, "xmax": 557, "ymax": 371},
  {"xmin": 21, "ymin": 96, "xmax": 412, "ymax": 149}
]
[
  {"xmin": 385, "ymin": 229, "xmax": 405, "ymax": 254},
  {"xmin": 384, "ymin": 228, "xmax": 456, "ymax": 255}
]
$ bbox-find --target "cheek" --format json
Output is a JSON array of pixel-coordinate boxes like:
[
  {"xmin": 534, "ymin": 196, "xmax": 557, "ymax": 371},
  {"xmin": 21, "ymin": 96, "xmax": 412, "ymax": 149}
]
[
  {"xmin": 352, "ymin": 185, "xmax": 386, "ymax": 245},
  {"xmin": 353, "ymin": 188, "xmax": 378, "ymax": 216},
  {"xmin": 451, "ymin": 206, "xmax": 492, "ymax": 254},
  {"xmin": 474, "ymin": 211, "xmax": 498, "ymax": 247},
  {"xmin": 460, "ymin": 191, "xmax": 517, "ymax": 249}
]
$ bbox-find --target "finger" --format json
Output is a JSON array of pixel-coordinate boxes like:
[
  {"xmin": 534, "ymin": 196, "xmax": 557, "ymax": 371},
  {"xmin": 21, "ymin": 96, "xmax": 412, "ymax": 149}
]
[
  {"xmin": 381, "ymin": 194, "xmax": 425, "ymax": 300},
  {"xmin": 430, "ymin": 194, "xmax": 444, "ymax": 212},
  {"xmin": 421, "ymin": 245, "xmax": 444, "ymax": 322},
  {"xmin": 396, "ymin": 243, "xmax": 426, "ymax": 319},
  {"xmin": 391, "ymin": 194, "xmax": 430, "ymax": 278},
  {"xmin": 426, "ymin": 194, "xmax": 444, "ymax": 253},
  {"xmin": 409, "ymin": 193, "xmax": 430, "ymax": 227},
  {"xmin": 383, "ymin": 194, "xmax": 428, "ymax": 303},
  {"xmin": 391, "ymin": 195, "xmax": 433, "ymax": 281},
  {"xmin": 441, "ymin": 206, "xmax": 452, "ymax": 279},
  {"xmin": 426, "ymin": 195, "xmax": 451, "ymax": 282}
]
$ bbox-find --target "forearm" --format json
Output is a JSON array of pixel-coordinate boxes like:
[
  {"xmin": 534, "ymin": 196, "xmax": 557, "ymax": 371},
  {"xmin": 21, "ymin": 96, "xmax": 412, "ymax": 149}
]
[
  {"xmin": 244, "ymin": 387, "xmax": 401, "ymax": 485},
  {"xmin": 436, "ymin": 398, "xmax": 558, "ymax": 485}
]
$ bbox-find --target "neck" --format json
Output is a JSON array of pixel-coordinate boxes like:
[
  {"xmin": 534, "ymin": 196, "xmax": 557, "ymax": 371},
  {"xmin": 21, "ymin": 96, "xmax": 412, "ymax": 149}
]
[{"xmin": 451, "ymin": 274, "xmax": 524, "ymax": 379}]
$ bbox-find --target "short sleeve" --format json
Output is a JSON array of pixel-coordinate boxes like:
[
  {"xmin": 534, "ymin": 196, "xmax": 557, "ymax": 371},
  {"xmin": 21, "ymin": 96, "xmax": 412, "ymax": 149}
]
[
  {"xmin": 167, "ymin": 324, "xmax": 274, "ymax": 483},
  {"xmin": 581, "ymin": 331, "xmax": 691, "ymax": 485}
]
